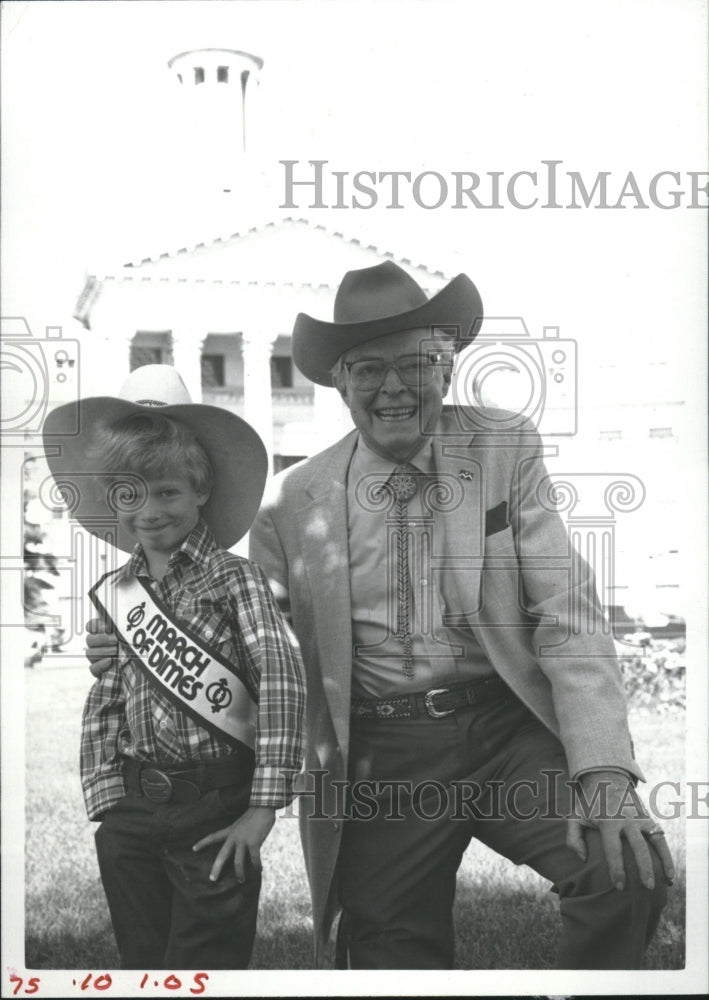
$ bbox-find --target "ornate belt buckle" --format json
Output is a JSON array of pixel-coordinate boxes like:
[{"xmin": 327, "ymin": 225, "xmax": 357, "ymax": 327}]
[
  {"xmin": 140, "ymin": 768, "xmax": 173, "ymax": 803},
  {"xmin": 424, "ymin": 688, "xmax": 454, "ymax": 718}
]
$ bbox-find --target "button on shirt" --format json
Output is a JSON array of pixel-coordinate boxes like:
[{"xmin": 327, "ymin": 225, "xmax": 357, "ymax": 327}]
[
  {"xmin": 347, "ymin": 439, "xmax": 494, "ymax": 699},
  {"xmin": 81, "ymin": 520, "xmax": 305, "ymax": 820}
]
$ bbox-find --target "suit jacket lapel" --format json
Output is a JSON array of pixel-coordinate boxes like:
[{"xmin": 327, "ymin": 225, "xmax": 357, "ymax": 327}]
[
  {"xmin": 297, "ymin": 433, "xmax": 357, "ymax": 755},
  {"xmin": 432, "ymin": 423, "xmax": 484, "ymax": 621}
]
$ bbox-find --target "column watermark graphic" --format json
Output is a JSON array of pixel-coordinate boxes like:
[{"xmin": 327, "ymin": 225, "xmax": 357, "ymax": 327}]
[{"xmin": 534, "ymin": 472, "xmax": 646, "ymax": 650}]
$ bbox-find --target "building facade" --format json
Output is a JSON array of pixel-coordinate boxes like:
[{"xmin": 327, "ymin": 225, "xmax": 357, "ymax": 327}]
[{"xmin": 72, "ymin": 216, "xmax": 455, "ymax": 469}]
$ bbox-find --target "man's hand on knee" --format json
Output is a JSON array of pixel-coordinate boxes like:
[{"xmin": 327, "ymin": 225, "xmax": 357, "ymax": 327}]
[
  {"xmin": 566, "ymin": 770, "xmax": 675, "ymax": 892},
  {"xmin": 86, "ymin": 618, "xmax": 119, "ymax": 677}
]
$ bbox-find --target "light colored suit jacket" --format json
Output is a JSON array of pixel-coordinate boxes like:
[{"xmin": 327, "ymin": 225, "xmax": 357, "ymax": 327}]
[{"xmin": 249, "ymin": 408, "xmax": 640, "ymax": 964}]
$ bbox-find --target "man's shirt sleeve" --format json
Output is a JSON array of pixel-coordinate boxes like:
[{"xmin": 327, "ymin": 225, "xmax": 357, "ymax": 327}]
[{"xmin": 507, "ymin": 419, "xmax": 640, "ymax": 780}]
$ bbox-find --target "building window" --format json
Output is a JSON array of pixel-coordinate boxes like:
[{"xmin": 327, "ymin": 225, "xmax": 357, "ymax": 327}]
[
  {"xmin": 194, "ymin": 67, "xmax": 205, "ymax": 84},
  {"xmin": 201, "ymin": 354, "xmax": 225, "ymax": 388},
  {"xmin": 130, "ymin": 345, "xmax": 163, "ymax": 371},
  {"xmin": 271, "ymin": 356, "xmax": 293, "ymax": 388},
  {"xmin": 217, "ymin": 66, "xmax": 229, "ymax": 83}
]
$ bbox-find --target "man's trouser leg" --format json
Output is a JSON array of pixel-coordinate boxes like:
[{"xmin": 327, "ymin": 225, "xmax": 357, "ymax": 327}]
[
  {"xmin": 338, "ymin": 712, "xmax": 470, "ymax": 968},
  {"xmin": 470, "ymin": 718, "xmax": 667, "ymax": 969},
  {"xmin": 95, "ymin": 785, "xmax": 260, "ymax": 969},
  {"xmin": 337, "ymin": 692, "xmax": 667, "ymax": 969}
]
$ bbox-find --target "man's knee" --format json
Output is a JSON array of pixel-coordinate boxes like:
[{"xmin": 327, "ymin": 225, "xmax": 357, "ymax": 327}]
[
  {"xmin": 554, "ymin": 834, "xmax": 669, "ymax": 968},
  {"xmin": 556, "ymin": 832, "xmax": 667, "ymax": 909},
  {"xmin": 604, "ymin": 838, "xmax": 668, "ymax": 911},
  {"xmin": 624, "ymin": 842, "xmax": 668, "ymax": 924}
]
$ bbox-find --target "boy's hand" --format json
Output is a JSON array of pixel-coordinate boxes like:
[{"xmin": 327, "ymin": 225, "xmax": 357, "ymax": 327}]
[
  {"xmin": 86, "ymin": 618, "xmax": 119, "ymax": 677},
  {"xmin": 192, "ymin": 806, "xmax": 276, "ymax": 883}
]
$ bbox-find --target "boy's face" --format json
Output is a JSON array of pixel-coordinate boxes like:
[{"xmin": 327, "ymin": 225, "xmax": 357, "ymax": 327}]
[{"xmin": 117, "ymin": 474, "xmax": 209, "ymax": 557}]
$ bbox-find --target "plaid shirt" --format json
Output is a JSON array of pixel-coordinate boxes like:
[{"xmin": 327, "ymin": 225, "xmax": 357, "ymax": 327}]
[{"xmin": 81, "ymin": 520, "xmax": 305, "ymax": 819}]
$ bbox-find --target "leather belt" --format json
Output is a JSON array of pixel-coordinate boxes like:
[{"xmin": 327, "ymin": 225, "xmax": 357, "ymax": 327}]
[
  {"xmin": 351, "ymin": 675, "xmax": 510, "ymax": 721},
  {"xmin": 122, "ymin": 754, "xmax": 253, "ymax": 804}
]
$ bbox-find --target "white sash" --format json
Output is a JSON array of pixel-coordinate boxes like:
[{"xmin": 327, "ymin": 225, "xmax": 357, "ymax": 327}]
[{"xmin": 89, "ymin": 570, "xmax": 257, "ymax": 750}]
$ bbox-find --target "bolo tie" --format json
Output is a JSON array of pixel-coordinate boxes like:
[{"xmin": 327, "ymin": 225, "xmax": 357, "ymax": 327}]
[{"xmin": 388, "ymin": 468, "xmax": 419, "ymax": 678}]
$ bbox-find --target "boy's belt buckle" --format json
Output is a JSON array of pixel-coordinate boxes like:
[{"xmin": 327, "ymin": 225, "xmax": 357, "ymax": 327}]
[
  {"xmin": 140, "ymin": 768, "xmax": 173, "ymax": 803},
  {"xmin": 424, "ymin": 688, "xmax": 455, "ymax": 718}
]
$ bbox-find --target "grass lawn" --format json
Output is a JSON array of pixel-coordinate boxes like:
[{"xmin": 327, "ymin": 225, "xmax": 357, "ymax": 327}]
[{"xmin": 24, "ymin": 662, "xmax": 686, "ymax": 970}]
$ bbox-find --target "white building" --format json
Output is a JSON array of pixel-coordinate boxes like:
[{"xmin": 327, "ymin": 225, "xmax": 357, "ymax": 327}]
[
  {"xmin": 11, "ymin": 46, "xmax": 687, "ymax": 660},
  {"xmin": 72, "ymin": 215, "xmax": 453, "ymax": 471}
]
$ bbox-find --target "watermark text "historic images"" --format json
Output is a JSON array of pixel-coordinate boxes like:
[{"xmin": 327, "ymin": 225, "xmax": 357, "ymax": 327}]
[
  {"xmin": 279, "ymin": 772, "xmax": 709, "ymax": 823},
  {"xmin": 281, "ymin": 160, "xmax": 709, "ymax": 211}
]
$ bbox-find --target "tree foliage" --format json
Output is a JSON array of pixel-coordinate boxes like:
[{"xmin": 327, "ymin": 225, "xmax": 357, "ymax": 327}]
[
  {"xmin": 24, "ymin": 463, "xmax": 62, "ymax": 663},
  {"xmin": 618, "ymin": 638, "xmax": 686, "ymax": 712}
]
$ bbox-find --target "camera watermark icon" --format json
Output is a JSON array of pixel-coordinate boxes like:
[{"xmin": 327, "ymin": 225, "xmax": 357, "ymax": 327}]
[
  {"xmin": 431, "ymin": 318, "xmax": 578, "ymax": 437},
  {"xmin": 0, "ymin": 317, "xmax": 80, "ymax": 437},
  {"xmin": 6, "ymin": 469, "xmax": 145, "ymax": 649}
]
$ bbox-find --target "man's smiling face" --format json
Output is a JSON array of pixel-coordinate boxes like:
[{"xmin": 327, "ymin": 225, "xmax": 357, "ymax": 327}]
[{"xmin": 336, "ymin": 327, "xmax": 453, "ymax": 463}]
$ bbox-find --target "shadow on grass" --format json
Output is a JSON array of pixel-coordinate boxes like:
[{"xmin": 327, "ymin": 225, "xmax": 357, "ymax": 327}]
[
  {"xmin": 25, "ymin": 878, "xmax": 685, "ymax": 971},
  {"xmin": 26, "ymin": 928, "xmax": 119, "ymax": 970},
  {"xmin": 25, "ymin": 886, "xmax": 315, "ymax": 971},
  {"xmin": 25, "ymin": 917, "xmax": 314, "ymax": 971},
  {"xmin": 251, "ymin": 924, "xmax": 314, "ymax": 970},
  {"xmin": 452, "ymin": 876, "xmax": 685, "ymax": 970},
  {"xmin": 22, "ymin": 672, "xmax": 687, "ymax": 972}
]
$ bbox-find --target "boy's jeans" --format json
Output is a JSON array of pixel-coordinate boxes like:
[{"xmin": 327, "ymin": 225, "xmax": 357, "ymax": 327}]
[{"xmin": 95, "ymin": 782, "xmax": 259, "ymax": 969}]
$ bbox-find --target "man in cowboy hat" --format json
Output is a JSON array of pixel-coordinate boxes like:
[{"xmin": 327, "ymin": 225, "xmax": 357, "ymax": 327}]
[
  {"xmin": 87, "ymin": 265, "xmax": 673, "ymax": 970},
  {"xmin": 45, "ymin": 365, "xmax": 305, "ymax": 970},
  {"xmin": 247, "ymin": 261, "xmax": 673, "ymax": 968}
]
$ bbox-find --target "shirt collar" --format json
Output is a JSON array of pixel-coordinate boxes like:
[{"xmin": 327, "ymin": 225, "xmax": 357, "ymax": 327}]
[
  {"xmin": 120, "ymin": 518, "xmax": 217, "ymax": 580},
  {"xmin": 352, "ymin": 435, "xmax": 435, "ymax": 479}
]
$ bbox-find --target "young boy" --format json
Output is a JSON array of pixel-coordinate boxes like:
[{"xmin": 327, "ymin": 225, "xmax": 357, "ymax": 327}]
[{"xmin": 43, "ymin": 365, "xmax": 305, "ymax": 971}]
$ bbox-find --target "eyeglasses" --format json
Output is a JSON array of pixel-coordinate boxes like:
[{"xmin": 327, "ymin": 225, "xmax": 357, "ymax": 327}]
[{"xmin": 343, "ymin": 351, "xmax": 454, "ymax": 390}]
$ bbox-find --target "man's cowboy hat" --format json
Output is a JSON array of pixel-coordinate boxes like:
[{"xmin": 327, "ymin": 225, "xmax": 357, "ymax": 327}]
[
  {"xmin": 42, "ymin": 365, "xmax": 267, "ymax": 552},
  {"xmin": 292, "ymin": 261, "xmax": 484, "ymax": 386}
]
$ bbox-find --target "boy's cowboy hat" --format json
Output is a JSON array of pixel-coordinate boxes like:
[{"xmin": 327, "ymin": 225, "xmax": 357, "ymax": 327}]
[
  {"xmin": 42, "ymin": 365, "xmax": 267, "ymax": 552},
  {"xmin": 292, "ymin": 261, "xmax": 484, "ymax": 386}
]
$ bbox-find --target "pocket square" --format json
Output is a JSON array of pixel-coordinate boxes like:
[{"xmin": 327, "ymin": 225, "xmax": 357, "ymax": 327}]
[{"xmin": 485, "ymin": 500, "xmax": 509, "ymax": 537}]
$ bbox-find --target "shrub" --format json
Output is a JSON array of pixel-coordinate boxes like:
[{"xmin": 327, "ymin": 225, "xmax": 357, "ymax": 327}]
[{"xmin": 617, "ymin": 638, "xmax": 686, "ymax": 712}]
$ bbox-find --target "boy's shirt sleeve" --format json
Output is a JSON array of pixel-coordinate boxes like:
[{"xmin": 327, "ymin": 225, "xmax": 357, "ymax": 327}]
[
  {"xmin": 228, "ymin": 561, "xmax": 306, "ymax": 809},
  {"xmin": 80, "ymin": 663, "xmax": 127, "ymax": 820}
]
